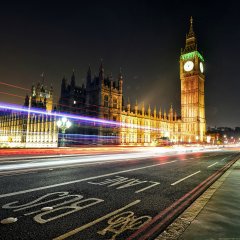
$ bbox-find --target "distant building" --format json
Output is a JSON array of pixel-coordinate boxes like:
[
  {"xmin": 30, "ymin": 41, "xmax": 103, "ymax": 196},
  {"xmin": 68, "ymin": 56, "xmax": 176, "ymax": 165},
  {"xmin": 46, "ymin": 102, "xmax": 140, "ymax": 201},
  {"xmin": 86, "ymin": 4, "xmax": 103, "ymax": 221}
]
[
  {"xmin": 207, "ymin": 126, "xmax": 240, "ymax": 144},
  {"xmin": 0, "ymin": 78, "xmax": 58, "ymax": 147}
]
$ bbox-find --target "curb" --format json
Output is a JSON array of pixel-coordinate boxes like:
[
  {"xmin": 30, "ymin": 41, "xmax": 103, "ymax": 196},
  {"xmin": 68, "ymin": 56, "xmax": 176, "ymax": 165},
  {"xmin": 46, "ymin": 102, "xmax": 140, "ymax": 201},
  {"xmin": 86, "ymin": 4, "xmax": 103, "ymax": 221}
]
[{"xmin": 155, "ymin": 157, "xmax": 240, "ymax": 240}]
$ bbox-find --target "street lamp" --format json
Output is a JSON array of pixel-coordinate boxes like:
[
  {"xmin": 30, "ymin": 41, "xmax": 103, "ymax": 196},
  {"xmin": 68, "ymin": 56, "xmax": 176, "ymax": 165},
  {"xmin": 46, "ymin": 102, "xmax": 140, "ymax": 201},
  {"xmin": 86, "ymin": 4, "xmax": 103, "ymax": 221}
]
[{"xmin": 57, "ymin": 117, "xmax": 71, "ymax": 147}]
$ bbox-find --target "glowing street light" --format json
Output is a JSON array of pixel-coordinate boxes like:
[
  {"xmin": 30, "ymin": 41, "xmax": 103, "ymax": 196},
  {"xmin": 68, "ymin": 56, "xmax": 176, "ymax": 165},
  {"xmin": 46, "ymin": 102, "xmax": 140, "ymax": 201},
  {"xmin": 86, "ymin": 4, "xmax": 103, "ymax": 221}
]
[{"xmin": 57, "ymin": 117, "xmax": 72, "ymax": 147}]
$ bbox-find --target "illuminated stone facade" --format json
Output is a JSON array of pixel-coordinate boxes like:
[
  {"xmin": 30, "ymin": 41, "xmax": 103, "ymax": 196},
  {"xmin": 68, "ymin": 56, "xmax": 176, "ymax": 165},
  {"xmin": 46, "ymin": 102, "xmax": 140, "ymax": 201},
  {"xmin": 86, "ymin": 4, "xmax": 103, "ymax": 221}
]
[
  {"xmin": 59, "ymin": 18, "xmax": 206, "ymax": 145},
  {"xmin": 0, "ymin": 18, "xmax": 206, "ymax": 147},
  {"xmin": 0, "ymin": 80, "xmax": 58, "ymax": 147}
]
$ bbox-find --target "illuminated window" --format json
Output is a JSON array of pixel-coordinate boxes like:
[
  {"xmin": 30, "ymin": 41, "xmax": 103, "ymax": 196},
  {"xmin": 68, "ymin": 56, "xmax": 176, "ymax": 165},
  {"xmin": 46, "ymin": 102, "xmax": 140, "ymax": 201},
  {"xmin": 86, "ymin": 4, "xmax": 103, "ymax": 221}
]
[
  {"xmin": 104, "ymin": 95, "xmax": 109, "ymax": 107},
  {"xmin": 113, "ymin": 98, "xmax": 117, "ymax": 108}
]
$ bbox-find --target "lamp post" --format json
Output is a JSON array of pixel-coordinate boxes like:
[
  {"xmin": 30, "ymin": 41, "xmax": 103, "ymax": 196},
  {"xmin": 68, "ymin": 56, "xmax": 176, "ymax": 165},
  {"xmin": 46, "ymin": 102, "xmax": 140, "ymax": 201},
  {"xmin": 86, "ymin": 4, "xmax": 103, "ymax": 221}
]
[{"xmin": 57, "ymin": 117, "xmax": 71, "ymax": 147}]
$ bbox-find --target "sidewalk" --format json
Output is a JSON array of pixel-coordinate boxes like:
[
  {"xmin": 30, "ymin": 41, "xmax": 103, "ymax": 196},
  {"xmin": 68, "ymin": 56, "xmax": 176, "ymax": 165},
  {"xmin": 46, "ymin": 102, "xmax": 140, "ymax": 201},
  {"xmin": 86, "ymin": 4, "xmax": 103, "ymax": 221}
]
[{"xmin": 157, "ymin": 159, "xmax": 240, "ymax": 240}]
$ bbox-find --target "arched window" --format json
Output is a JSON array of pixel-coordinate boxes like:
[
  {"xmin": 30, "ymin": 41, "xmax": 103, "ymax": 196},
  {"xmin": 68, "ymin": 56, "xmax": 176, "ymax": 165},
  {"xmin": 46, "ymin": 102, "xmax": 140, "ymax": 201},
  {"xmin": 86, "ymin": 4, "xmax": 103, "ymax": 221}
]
[
  {"xmin": 113, "ymin": 98, "xmax": 117, "ymax": 108},
  {"xmin": 104, "ymin": 95, "xmax": 109, "ymax": 107}
]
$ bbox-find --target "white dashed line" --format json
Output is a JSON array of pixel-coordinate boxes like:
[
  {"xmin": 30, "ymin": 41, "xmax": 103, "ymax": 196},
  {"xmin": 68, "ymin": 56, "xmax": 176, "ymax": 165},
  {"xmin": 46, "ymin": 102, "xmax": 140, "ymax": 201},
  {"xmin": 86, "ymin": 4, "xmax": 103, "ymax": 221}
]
[
  {"xmin": 171, "ymin": 171, "xmax": 201, "ymax": 186},
  {"xmin": 207, "ymin": 162, "xmax": 218, "ymax": 168}
]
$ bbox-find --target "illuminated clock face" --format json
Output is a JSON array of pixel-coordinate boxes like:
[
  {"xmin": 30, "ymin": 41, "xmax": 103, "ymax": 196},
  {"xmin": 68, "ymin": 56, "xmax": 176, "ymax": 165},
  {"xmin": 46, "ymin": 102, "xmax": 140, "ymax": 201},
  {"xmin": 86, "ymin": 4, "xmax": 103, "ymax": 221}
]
[
  {"xmin": 200, "ymin": 62, "xmax": 204, "ymax": 73},
  {"xmin": 184, "ymin": 61, "xmax": 194, "ymax": 72}
]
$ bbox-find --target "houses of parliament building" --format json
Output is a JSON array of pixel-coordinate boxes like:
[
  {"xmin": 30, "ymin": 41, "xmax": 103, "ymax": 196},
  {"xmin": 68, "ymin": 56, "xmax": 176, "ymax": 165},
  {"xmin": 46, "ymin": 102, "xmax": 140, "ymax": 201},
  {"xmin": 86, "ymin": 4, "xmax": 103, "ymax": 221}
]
[{"xmin": 0, "ymin": 18, "xmax": 206, "ymax": 147}]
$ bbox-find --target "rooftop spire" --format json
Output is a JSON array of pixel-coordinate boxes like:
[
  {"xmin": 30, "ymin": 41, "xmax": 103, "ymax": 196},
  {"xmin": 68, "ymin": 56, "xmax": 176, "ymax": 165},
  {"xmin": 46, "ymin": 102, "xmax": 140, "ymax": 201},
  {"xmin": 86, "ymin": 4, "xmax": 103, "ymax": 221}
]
[
  {"xmin": 71, "ymin": 69, "xmax": 75, "ymax": 87},
  {"xmin": 188, "ymin": 16, "xmax": 195, "ymax": 38},
  {"xmin": 184, "ymin": 16, "xmax": 197, "ymax": 53},
  {"xmin": 87, "ymin": 64, "xmax": 91, "ymax": 75},
  {"xmin": 99, "ymin": 59, "xmax": 104, "ymax": 80},
  {"xmin": 40, "ymin": 72, "xmax": 45, "ymax": 85},
  {"xmin": 119, "ymin": 67, "xmax": 123, "ymax": 81},
  {"xmin": 99, "ymin": 59, "xmax": 104, "ymax": 73}
]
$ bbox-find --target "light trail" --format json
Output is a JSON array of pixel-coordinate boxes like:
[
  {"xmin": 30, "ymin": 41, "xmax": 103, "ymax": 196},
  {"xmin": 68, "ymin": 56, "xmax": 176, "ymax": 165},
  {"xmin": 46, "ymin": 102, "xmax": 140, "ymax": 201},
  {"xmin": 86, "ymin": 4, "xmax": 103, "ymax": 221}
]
[
  {"xmin": 0, "ymin": 147, "xmax": 219, "ymax": 173},
  {"xmin": 0, "ymin": 102, "xmax": 160, "ymax": 132},
  {"xmin": 0, "ymin": 91, "xmax": 25, "ymax": 99},
  {"xmin": 0, "ymin": 102, "xmax": 205, "ymax": 137}
]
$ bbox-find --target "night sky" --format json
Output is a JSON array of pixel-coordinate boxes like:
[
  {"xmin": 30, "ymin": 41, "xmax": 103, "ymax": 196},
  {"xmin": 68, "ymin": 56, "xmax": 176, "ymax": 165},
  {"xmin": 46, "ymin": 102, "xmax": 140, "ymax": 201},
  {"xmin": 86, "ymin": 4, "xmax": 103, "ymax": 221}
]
[{"xmin": 0, "ymin": 1, "xmax": 239, "ymax": 127}]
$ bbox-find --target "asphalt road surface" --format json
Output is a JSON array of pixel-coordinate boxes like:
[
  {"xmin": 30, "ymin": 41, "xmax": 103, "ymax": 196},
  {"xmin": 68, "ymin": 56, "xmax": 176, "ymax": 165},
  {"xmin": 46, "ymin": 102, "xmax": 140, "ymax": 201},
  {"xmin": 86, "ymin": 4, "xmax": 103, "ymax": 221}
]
[{"xmin": 0, "ymin": 149, "xmax": 239, "ymax": 240}]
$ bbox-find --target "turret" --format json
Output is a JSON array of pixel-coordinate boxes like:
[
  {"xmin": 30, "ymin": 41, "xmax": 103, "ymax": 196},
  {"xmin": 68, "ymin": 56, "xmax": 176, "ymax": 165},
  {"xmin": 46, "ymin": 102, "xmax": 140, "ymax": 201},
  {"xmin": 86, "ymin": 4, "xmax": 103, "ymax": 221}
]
[
  {"xmin": 148, "ymin": 104, "xmax": 151, "ymax": 117},
  {"xmin": 169, "ymin": 105, "xmax": 173, "ymax": 121},
  {"xmin": 61, "ymin": 77, "xmax": 67, "ymax": 95},
  {"xmin": 159, "ymin": 108, "xmax": 162, "ymax": 119},
  {"xmin": 31, "ymin": 85, "xmax": 36, "ymax": 96},
  {"xmin": 109, "ymin": 73, "xmax": 113, "ymax": 88},
  {"xmin": 118, "ymin": 68, "xmax": 123, "ymax": 93},
  {"xmin": 127, "ymin": 98, "xmax": 131, "ymax": 113},
  {"xmin": 154, "ymin": 106, "xmax": 156, "ymax": 118},
  {"xmin": 99, "ymin": 60, "xmax": 104, "ymax": 82},
  {"xmin": 142, "ymin": 102, "xmax": 145, "ymax": 116},
  {"xmin": 24, "ymin": 94, "xmax": 29, "ymax": 107},
  {"xmin": 50, "ymin": 84, "xmax": 53, "ymax": 97},
  {"xmin": 134, "ymin": 100, "xmax": 138, "ymax": 114}
]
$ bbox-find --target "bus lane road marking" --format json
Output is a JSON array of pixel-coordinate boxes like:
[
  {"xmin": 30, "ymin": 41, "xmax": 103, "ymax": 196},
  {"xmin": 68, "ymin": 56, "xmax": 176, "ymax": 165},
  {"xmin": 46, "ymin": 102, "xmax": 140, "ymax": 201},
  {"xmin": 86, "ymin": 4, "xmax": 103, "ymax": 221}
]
[
  {"xmin": 0, "ymin": 160, "xmax": 177, "ymax": 199},
  {"xmin": 1, "ymin": 193, "xmax": 152, "ymax": 239},
  {"xmin": 53, "ymin": 199, "xmax": 149, "ymax": 240},
  {"xmin": 1, "ymin": 191, "xmax": 104, "ymax": 224},
  {"xmin": 88, "ymin": 175, "xmax": 160, "ymax": 193}
]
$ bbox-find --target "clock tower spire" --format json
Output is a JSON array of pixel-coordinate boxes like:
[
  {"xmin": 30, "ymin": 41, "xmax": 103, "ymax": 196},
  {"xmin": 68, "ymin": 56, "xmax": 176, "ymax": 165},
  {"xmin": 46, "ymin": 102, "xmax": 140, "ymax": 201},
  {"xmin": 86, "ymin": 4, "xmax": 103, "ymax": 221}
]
[
  {"xmin": 183, "ymin": 16, "xmax": 197, "ymax": 54},
  {"xmin": 180, "ymin": 17, "xmax": 206, "ymax": 142}
]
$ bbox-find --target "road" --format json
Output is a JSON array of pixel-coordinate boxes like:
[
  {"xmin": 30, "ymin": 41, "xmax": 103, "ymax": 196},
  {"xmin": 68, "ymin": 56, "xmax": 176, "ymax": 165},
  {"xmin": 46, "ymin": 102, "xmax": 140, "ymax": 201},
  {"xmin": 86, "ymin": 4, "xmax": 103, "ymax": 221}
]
[{"xmin": 0, "ymin": 148, "xmax": 239, "ymax": 240}]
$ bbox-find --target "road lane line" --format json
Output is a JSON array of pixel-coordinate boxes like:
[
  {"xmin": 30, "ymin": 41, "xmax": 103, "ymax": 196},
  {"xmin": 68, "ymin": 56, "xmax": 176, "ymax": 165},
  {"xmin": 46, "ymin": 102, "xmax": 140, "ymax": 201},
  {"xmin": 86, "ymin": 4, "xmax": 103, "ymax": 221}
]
[
  {"xmin": 0, "ymin": 160, "xmax": 177, "ymax": 199},
  {"xmin": 53, "ymin": 200, "xmax": 141, "ymax": 240},
  {"xmin": 221, "ymin": 154, "xmax": 235, "ymax": 161},
  {"xmin": 207, "ymin": 162, "xmax": 218, "ymax": 168},
  {"xmin": 171, "ymin": 171, "xmax": 201, "ymax": 186},
  {"xmin": 135, "ymin": 182, "xmax": 160, "ymax": 193}
]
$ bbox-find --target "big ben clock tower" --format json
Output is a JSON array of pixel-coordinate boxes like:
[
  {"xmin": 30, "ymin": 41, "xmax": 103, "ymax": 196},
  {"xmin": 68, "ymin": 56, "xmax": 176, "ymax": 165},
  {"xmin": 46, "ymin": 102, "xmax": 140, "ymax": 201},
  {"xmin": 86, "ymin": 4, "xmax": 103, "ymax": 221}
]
[{"xmin": 180, "ymin": 17, "xmax": 206, "ymax": 142}]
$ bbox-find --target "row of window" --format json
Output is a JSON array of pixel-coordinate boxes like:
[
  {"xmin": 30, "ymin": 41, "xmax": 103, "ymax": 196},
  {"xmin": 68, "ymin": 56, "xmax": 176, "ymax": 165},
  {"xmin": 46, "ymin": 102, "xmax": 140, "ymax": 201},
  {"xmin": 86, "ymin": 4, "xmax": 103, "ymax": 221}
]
[{"xmin": 104, "ymin": 95, "xmax": 118, "ymax": 108}]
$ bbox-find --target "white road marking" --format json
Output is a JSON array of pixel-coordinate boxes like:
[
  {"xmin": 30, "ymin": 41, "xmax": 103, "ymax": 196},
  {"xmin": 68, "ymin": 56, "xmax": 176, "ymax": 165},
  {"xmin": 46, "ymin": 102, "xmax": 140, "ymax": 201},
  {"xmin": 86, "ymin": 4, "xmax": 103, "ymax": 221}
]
[
  {"xmin": 221, "ymin": 154, "xmax": 235, "ymax": 161},
  {"xmin": 0, "ymin": 160, "xmax": 177, "ymax": 199},
  {"xmin": 1, "ymin": 217, "xmax": 18, "ymax": 224},
  {"xmin": 207, "ymin": 162, "xmax": 218, "ymax": 168},
  {"xmin": 53, "ymin": 200, "xmax": 141, "ymax": 240},
  {"xmin": 171, "ymin": 171, "xmax": 201, "ymax": 186},
  {"xmin": 135, "ymin": 182, "xmax": 160, "ymax": 193}
]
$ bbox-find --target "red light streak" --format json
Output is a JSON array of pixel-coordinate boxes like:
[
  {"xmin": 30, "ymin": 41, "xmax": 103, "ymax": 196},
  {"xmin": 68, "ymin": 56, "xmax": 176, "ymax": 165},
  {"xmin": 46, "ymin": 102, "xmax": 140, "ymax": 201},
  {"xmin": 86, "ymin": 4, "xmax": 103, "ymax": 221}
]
[
  {"xmin": 0, "ymin": 81, "xmax": 30, "ymax": 91},
  {"xmin": 0, "ymin": 91, "xmax": 25, "ymax": 99}
]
